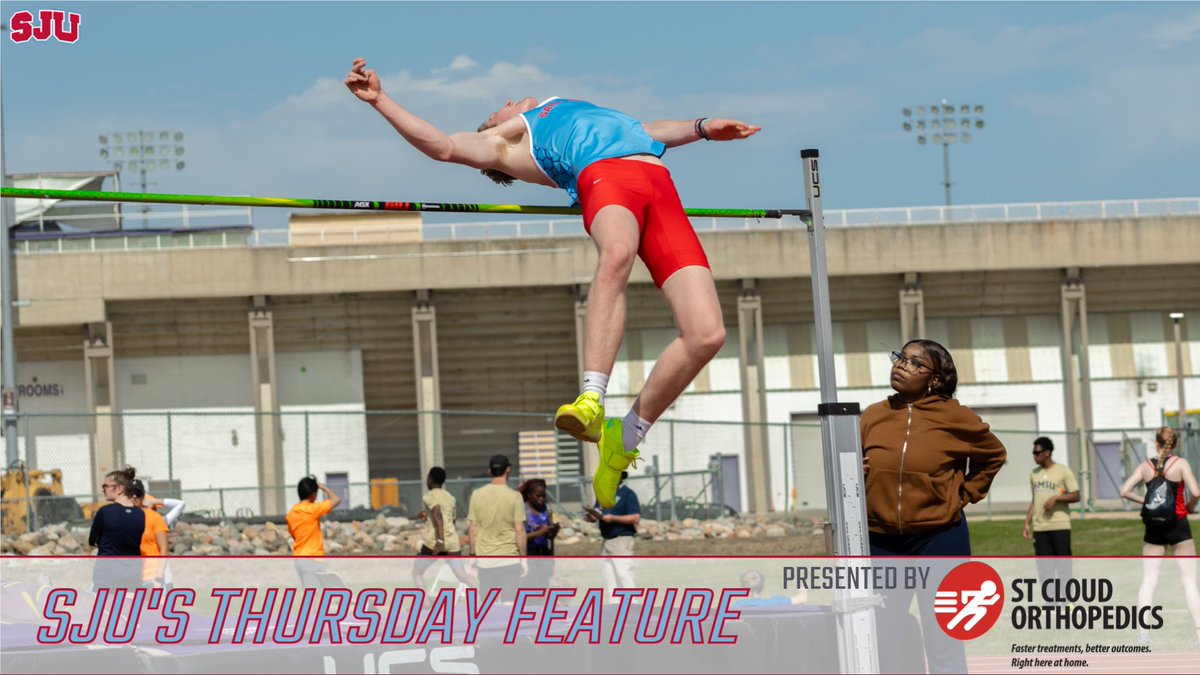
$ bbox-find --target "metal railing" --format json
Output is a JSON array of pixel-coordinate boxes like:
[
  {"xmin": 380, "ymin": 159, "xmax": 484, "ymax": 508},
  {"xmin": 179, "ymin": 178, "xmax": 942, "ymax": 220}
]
[
  {"xmin": 12, "ymin": 196, "xmax": 1197, "ymax": 254},
  {"xmin": 820, "ymin": 196, "xmax": 1199, "ymax": 228},
  {"xmin": 17, "ymin": 204, "xmax": 254, "ymax": 233},
  {"xmin": 16, "ymin": 227, "xmax": 258, "ymax": 254}
]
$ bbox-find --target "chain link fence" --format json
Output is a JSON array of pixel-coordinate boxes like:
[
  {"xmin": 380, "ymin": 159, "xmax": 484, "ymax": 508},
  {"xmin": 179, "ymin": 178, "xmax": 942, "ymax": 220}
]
[{"xmin": 3, "ymin": 410, "xmax": 1195, "ymax": 534}]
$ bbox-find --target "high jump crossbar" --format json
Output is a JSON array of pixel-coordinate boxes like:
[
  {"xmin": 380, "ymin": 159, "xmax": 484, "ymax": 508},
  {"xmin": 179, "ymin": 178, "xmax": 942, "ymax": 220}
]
[{"xmin": 0, "ymin": 187, "xmax": 809, "ymax": 220}]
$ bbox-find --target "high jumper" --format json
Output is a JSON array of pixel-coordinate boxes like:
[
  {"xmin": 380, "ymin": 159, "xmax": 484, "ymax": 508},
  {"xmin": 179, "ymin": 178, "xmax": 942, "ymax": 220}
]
[{"xmin": 345, "ymin": 57, "xmax": 760, "ymax": 508}]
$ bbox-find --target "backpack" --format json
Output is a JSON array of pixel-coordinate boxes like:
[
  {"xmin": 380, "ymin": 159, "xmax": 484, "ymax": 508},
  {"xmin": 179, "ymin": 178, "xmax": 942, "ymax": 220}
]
[{"xmin": 1140, "ymin": 457, "xmax": 1180, "ymax": 526}]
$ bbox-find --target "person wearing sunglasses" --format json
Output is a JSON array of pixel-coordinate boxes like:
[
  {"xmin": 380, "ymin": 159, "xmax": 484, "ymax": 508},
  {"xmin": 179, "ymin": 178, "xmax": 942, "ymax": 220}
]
[
  {"xmin": 88, "ymin": 466, "xmax": 146, "ymax": 589},
  {"xmin": 1023, "ymin": 437, "xmax": 1079, "ymax": 588},
  {"xmin": 861, "ymin": 339, "xmax": 1007, "ymax": 673}
]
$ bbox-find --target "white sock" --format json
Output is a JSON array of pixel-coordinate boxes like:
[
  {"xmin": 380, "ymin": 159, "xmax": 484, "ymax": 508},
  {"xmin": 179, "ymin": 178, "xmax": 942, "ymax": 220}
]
[
  {"xmin": 582, "ymin": 371, "xmax": 609, "ymax": 407},
  {"xmin": 622, "ymin": 410, "xmax": 652, "ymax": 451}
]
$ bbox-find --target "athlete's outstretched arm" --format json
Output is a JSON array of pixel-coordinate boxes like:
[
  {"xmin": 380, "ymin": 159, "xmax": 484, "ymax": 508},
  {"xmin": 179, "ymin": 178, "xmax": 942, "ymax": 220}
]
[
  {"xmin": 643, "ymin": 118, "xmax": 761, "ymax": 148},
  {"xmin": 345, "ymin": 57, "xmax": 506, "ymax": 169}
]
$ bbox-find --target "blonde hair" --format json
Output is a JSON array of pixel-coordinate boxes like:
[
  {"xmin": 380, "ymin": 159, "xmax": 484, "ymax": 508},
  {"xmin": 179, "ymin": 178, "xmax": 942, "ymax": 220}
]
[{"xmin": 1154, "ymin": 427, "xmax": 1178, "ymax": 469}]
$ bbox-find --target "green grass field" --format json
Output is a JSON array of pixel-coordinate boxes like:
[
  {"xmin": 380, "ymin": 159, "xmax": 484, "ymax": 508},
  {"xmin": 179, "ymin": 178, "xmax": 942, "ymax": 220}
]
[{"xmin": 970, "ymin": 517, "xmax": 1152, "ymax": 556}]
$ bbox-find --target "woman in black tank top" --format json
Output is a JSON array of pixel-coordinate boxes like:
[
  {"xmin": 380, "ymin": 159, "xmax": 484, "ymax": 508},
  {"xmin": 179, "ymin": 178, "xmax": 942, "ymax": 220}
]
[{"xmin": 1119, "ymin": 428, "xmax": 1200, "ymax": 645}]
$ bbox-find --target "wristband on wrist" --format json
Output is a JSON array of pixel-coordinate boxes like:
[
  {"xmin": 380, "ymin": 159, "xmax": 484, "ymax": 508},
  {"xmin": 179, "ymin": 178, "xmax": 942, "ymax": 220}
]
[{"xmin": 695, "ymin": 117, "xmax": 711, "ymax": 141}]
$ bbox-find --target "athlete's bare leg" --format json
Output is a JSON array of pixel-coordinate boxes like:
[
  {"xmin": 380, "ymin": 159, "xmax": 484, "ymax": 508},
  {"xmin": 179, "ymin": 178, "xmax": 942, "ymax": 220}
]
[
  {"xmin": 583, "ymin": 206, "xmax": 724, "ymax": 425},
  {"xmin": 582, "ymin": 205, "xmax": 641, "ymax": 376},
  {"xmin": 1138, "ymin": 544, "xmax": 1165, "ymax": 643},
  {"xmin": 1170, "ymin": 539, "xmax": 1200, "ymax": 643},
  {"xmin": 630, "ymin": 265, "xmax": 725, "ymax": 422},
  {"xmin": 1138, "ymin": 543, "xmax": 1165, "ymax": 607}
]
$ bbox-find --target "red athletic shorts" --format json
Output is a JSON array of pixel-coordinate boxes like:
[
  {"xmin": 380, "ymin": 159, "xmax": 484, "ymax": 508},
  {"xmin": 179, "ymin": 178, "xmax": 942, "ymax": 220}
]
[{"xmin": 577, "ymin": 158, "xmax": 710, "ymax": 288}]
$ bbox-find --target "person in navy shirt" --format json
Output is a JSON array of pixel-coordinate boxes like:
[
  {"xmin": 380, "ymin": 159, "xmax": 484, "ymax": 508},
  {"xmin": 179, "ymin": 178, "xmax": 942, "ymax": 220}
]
[
  {"xmin": 584, "ymin": 471, "xmax": 641, "ymax": 597},
  {"xmin": 88, "ymin": 466, "xmax": 145, "ymax": 589}
]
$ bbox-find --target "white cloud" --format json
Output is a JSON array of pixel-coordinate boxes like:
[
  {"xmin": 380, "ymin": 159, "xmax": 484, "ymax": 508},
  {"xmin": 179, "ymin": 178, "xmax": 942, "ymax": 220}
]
[
  {"xmin": 440, "ymin": 55, "xmax": 480, "ymax": 71},
  {"xmin": 1012, "ymin": 64, "xmax": 1200, "ymax": 147},
  {"xmin": 271, "ymin": 76, "xmax": 351, "ymax": 119},
  {"xmin": 394, "ymin": 61, "xmax": 553, "ymax": 102},
  {"xmin": 892, "ymin": 10, "xmax": 1200, "ymax": 85},
  {"xmin": 1141, "ymin": 10, "xmax": 1200, "ymax": 50}
]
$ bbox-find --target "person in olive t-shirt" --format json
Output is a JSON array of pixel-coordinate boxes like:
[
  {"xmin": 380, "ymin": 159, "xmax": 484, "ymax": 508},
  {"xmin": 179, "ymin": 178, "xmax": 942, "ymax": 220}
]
[
  {"xmin": 1023, "ymin": 437, "xmax": 1080, "ymax": 584},
  {"xmin": 413, "ymin": 466, "xmax": 476, "ymax": 589}
]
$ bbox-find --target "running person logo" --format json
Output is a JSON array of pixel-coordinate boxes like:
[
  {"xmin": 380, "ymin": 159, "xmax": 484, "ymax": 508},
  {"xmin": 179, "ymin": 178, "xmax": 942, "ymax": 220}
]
[{"xmin": 933, "ymin": 561, "xmax": 1005, "ymax": 640}]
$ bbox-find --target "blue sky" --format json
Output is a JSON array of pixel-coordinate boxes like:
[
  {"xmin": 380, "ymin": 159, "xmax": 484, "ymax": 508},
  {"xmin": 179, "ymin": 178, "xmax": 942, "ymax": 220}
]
[{"xmin": 3, "ymin": 2, "xmax": 1198, "ymax": 229}]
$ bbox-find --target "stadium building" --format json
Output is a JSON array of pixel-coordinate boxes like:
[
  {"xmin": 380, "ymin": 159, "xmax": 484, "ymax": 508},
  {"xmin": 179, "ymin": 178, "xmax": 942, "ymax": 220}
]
[{"xmin": 3, "ymin": 174, "xmax": 1198, "ymax": 516}]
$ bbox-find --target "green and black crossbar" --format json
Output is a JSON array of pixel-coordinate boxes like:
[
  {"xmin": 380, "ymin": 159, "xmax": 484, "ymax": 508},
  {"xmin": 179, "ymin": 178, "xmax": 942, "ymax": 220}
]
[{"xmin": 0, "ymin": 187, "xmax": 810, "ymax": 220}]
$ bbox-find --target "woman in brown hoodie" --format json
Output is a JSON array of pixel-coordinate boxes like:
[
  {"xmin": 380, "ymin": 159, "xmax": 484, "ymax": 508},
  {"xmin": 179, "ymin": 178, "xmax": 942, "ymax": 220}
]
[
  {"xmin": 862, "ymin": 339, "xmax": 1007, "ymax": 673},
  {"xmin": 863, "ymin": 339, "xmax": 1007, "ymax": 545}
]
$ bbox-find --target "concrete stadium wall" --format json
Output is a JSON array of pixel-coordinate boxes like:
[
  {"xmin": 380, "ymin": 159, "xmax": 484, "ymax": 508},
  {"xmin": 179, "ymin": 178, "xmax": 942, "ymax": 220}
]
[
  {"xmin": 6, "ymin": 216, "xmax": 1198, "ymax": 326},
  {"xmin": 4, "ymin": 214, "xmax": 1198, "ymax": 512}
]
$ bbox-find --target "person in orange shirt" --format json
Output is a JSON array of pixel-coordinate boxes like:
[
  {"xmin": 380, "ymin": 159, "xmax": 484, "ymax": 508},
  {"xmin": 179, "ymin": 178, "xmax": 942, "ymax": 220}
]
[
  {"xmin": 139, "ymin": 491, "xmax": 184, "ymax": 589},
  {"xmin": 130, "ymin": 480, "xmax": 169, "ymax": 586},
  {"xmin": 286, "ymin": 475, "xmax": 341, "ymax": 587}
]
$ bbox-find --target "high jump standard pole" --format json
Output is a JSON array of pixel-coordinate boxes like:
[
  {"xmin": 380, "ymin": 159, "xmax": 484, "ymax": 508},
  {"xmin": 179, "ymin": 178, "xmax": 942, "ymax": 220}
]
[{"xmin": 802, "ymin": 148, "xmax": 879, "ymax": 674}]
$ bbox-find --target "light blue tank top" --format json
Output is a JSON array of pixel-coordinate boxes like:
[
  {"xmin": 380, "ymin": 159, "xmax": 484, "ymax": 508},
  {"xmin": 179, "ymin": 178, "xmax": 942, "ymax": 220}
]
[{"xmin": 520, "ymin": 98, "xmax": 666, "ymax": 203}]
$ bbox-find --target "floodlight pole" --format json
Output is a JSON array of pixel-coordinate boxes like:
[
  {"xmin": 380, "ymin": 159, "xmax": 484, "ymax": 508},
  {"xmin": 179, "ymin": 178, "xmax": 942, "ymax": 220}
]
[
  {"xmin": 99, "ymin": 130, "xmax": 186, "ymax": 219},
  {"xmin": 901, "ymin": 101, "xmax": 984, "ymax": 209},
  {"xmin": 942, "ymin": 141, "xmax": 953, "ymax": 208},
  {"xmin": 802, "ymin": 149, "xmax": 878, "ymax": 674},
  {"xmin": 1, "ymin": 60, "xmax": 19, "ymax": 468}
]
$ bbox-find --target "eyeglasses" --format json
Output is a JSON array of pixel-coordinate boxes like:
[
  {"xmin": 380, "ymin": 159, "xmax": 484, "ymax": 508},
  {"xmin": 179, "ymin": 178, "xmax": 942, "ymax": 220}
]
[
  {"xmin": 101, "ymin": 483, "xmax": 116, "ymax": 491},
  {"xmin": 1032, "ymin": 449, "xmax": 1050, "ymax": 456},
  {"xmin": 890, "ymin": 351, "xmax": 930, "ymax": 374}
]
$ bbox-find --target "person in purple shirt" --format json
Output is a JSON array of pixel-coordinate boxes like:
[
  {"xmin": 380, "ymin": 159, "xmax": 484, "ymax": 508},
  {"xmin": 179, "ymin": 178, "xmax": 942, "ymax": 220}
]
[
  {"xmin": 520, "ymin": 479, "xmax": 560, "ymax": 556},
  {"xmin": 520, "ymin": 479, "xmax": 559, "ymax": 590}
]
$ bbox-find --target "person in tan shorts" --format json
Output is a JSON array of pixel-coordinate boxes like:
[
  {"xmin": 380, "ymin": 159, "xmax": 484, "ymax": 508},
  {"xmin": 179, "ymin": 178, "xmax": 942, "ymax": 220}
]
[{"xmin": 413, "ymin": 466, "xmax": 476, "ymax": 589}]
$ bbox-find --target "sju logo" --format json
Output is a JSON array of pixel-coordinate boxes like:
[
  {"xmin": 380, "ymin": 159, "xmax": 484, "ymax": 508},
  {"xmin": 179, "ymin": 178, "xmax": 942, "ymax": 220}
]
[{"xmin": 9, "ymin": 10, "xmax": 82, "ymax": 43}]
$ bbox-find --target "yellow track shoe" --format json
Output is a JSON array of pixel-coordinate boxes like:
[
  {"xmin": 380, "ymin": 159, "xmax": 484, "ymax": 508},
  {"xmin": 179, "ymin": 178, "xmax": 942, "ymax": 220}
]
[
  {"xmin": 594, "ymin": 419, "xmax": 640, "ymax": 509},
  {"xmin": 555, "ymin": 392, "xmax": 605, "ymax": 443}
]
